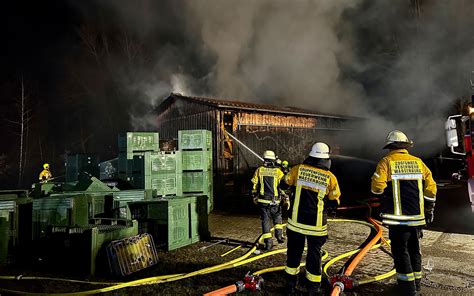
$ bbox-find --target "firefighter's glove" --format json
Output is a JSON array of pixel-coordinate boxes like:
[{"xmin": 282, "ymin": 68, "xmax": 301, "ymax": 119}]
[
  {"xmin": 425, "ymin": 202, "xmax": 435, "ymax": 224},
  {"xmin": 252, "ymin": 192, "xmax": 259, "ymax": 205},
  {"xmin": 326, "ymin": 199, "xmax": 338, "ymax": 217},
  {"xmin": 282, "ymin": 197, "xmax": 290, "ymax": 211},
  {"xmin": 425, "ymin": 209, "xmax": 434, "ymax": 224}
]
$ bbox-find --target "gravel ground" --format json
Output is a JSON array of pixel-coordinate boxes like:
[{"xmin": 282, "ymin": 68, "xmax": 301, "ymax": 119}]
[{"xmin": 1, "ymin": 186, "xmax": 474, "ymax": 295}]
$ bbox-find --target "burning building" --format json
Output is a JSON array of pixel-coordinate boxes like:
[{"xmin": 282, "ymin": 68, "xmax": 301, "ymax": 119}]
[{"xmin": 155, "ymin": 93, "xmax": 369, "ymax": 206}]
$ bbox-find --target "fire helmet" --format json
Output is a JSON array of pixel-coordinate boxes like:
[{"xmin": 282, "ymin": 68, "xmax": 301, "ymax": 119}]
[
  {"xmin": 263, "ymin": 150, "xmax": 276, "ymax": 160},
  {"xmin": 282, "ymin": 160, "xmax": 289, "ymax": 167},
  {"xmin": 383, "ymin": 130, "xmax": 413, "ymax": 149},
  {"xmin": 43, "ymin": 163, "xmax": 50, "ymax": 169},
  {"xmin": 309, "ymin": 142, "xmax": 330, "ymax": 159}
]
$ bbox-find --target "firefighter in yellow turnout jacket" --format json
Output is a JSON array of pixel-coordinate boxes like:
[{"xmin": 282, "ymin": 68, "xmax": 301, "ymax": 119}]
[
  {"xmin": 251, "ymin": 150, "xmax": 285, "ymax": 251},
  {"xmin": 284, "ymin": 143, "xmax": 341, "ymax": 295},
  {"xmin": 39, "ymin": 163, "xmax": 53, "ymax": 183},
  {"xmin": 371, "ymin": 130, "xmax": 436, "ymax": 296}
]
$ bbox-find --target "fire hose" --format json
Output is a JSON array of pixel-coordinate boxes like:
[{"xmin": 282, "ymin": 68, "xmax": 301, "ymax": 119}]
[
  {"xmin": 0, "ymin": 219, "xmax": 394, "ymax": 295},
  {"xmin": 329, "ymin": 217, "xmax": 384, "ymax": 296}
]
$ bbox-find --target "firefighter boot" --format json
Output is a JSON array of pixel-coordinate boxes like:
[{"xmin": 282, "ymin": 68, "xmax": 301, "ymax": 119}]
[
  {"xmin": 264, "ymin": 238, "xmax": 273, "ymax": 250},
  {"xmin": 277, "ymin": 235, "xmax": 286, "ymax": 243},
  {"xmin": 415, "ymin": 279, "xmax": 421, "ymax": 292},
  {"xmin": 398, "ymin": 280, "xmax": 417, "ymax": 296},
  {"xmin": 276, "ymin": 229, "xmax": 285, "ymax": 243},
  {"xmin": 285, "ymin": 274, "xmax": 299, "ymax": 295},
  {"xmin": 307, "ymin": 282, "xmax": 322, "ymax": 296}
]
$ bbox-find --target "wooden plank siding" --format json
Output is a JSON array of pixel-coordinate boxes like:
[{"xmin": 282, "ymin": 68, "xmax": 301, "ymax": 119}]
[{"xmin": 154, "ymin": 94, "xmax": 364, "ymax": 202}]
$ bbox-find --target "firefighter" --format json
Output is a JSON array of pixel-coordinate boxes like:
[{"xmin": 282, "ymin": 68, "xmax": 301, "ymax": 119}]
[
  {"xmin": 281, "ymin": 160, "xmax": 290, "ymax": 174},
  {"xmin": 39, "ymin": 163, "xmax": 53, "ymax": 183},
  {"xmin": 251, "ymin": 150, "xmax": 286, "ymax": 251},
  {"xmin": 371, "ymin": 130, "xmax": 436, "ymax": 296},
  {"xmin": 284, "ymin": 142, "xmax": 341, "ymax": 295}
]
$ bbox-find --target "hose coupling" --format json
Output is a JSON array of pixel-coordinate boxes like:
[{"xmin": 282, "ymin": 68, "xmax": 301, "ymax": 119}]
[
  {"xmin": 330, "ymin": 274, "xmax": 358, "ymax": 291},
  {"xmin": 333, "ymin": 281, "xmax": 344, "ymax": 292}
]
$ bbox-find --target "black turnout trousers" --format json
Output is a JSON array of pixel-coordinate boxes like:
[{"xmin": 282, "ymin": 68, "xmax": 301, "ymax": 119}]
[
  {"xmin": 260, "ymin": 204, "xmax": 283, "ymax": 239},
  {"xmin": 389, "ymin": 225, "xmax": 422, "ymax": 295},
  {"xmin": 286, "ymin": 228, "xmax": 327, "ymax": 286}
]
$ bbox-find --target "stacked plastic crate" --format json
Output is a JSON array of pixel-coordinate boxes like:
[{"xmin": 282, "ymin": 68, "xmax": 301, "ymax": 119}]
[
  {"xmin": 32, "ymin": 191, "xmax": 110, "ymax": 240},
  {"xmin": 148, "ymin": 151, "xmax": 182, "ymax": 197},
  {"xmin": 117, "ymin": 132, "xmax": 159, "ymax": 182},
  {"xmin": 178, "ymin": 130, "xmax": 213, "ymax": 213},
  {"xmin": 0, "ymin": 191, "xmax": 32, "ymax": 265},
  {"xmin": 128, "ymin": 196, "xmax": 206, "ymax": 250},
  {"xmin": 65, "ymin": 154, "xmax": 99, "ymax": 182}
]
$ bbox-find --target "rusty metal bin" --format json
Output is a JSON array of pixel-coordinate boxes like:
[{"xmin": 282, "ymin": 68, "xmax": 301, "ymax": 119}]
[{"xmin": 106, "ymin": 233, "xmax": 158, "ymax": 276}]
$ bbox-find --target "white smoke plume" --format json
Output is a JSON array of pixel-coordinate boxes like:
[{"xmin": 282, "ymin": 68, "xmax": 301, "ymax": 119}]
[{"xmin": 74, "ymin": 0, "xmax": 474, "ymax": 159}]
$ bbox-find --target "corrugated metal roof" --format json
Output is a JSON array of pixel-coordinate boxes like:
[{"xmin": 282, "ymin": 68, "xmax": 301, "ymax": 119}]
[{"xmin": 164, "ymin": 93, "xmax": 362, "ymax": 120}]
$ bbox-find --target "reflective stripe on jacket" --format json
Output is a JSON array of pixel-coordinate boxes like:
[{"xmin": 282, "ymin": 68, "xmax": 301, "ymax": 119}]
[
  {"xmin": 371, "ymin": 149, "xmax": 437, "ymax": 226},
  {"xmin": 285, "ymin": 164, "xmax": 340, "ymax": 236},
  {"xmin": 251, "ymin": 166, "xmax": 285, "ymax": 203}
]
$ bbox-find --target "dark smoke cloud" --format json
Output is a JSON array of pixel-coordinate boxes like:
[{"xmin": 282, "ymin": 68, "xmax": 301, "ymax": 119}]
[{"xmin": 73, "ymin": 0, "xmax": 474, "ymax": 159}]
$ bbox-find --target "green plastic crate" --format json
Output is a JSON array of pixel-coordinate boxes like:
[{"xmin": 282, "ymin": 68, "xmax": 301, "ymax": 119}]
[
  {"xmin": 180, "ymin": 171, "xmax": 212, "ymax": 194},
  {"xmin": 152, "ymin": 174, "xmax": 181, "ymax": 196},
  {"xmin": 151, "ymin": 151, "xmax": 181, "ymax": 173},
  {"xmin": 32, "ymin": 193, "xmax": 108, "ymax": 240},
  {"xmin": 181, "ymin": 151, "xmax": 212, "ymax": 171},
  {"xmin": 0, "ymin": 200, "xmax": 15, "ymax": 265},
  {"xmin": 0, "ymin": 197, "xmax": 32, "ymax": 265},
  {"xmin": 178, "ymin": 130, "xmax": 212, "ymax": 150},
  {"xmin": 112, "ymin": 190, "xmax": 153, "ymax": 219},
  {"xmin": 44, "ymin": 219, "xmax": 138, "ymax": 275},
  {"xmin": 118, "ymin": 132, "xmax": 159, "ymax": 154},
  {"xmin": 189, "ymin": 195, "xmax": 210, "ymax": 242},
  {"xmin": 132, "ymin": 152, "xmax": 152, "ymax": 176},
  {"xmin": 128, "ymin": 197, "xmax": 198, "ymax": 250},
  {"xmin": 66, "ymin": 154, "xmax": 99, "ymax": 182},
  {"xmin": 132, "ymin": 173, "xmax": 181, "ymax": 197},
  {"xmin": 73, "ymin": 177, "xmax": 114, "ymax": 192},
  {"xmin": 128, "ymin": 196, "xmax": 209, "ymax": 248}
]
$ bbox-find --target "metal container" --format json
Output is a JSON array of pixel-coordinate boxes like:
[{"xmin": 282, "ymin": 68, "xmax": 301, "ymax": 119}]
[
  {"xmin": 181, "ymin": 150, "xmax": 212, "ymax": 171},
  {"xmin": 106, "ymin": 233, "xmax": 158, "ymax": 276},
  {"xmin": 178, "ymin": 130, "xmax": 212, "ymax": 151},
  {"xmin": 118, "ymin": 132, "xmax": 159, "ymax": 154}
]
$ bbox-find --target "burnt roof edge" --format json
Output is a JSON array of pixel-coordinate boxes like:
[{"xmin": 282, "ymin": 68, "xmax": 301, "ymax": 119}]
[{"xmin": 157, "ymin": 93, "xmax": 364, "ymax": 121}]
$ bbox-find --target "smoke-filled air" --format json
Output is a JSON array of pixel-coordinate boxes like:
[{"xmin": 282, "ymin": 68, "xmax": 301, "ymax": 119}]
[
  {"xmin": 68, "ymin": 0, "xmax": 474, "ymax": 158},
  {"xmin": 3, "ymin": 0, "xmax": 474, "ymax": 187}
]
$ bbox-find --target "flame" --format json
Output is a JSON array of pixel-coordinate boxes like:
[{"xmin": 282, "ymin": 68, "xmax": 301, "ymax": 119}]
[{"xmin": 469, "ymin": 106, "xmax": 474, "ymax": 115}]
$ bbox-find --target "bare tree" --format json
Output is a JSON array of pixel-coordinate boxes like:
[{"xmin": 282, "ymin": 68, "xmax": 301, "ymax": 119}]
[{"xmin": 5, "ymin": 78, "xmax": 32, "ymax": 187}]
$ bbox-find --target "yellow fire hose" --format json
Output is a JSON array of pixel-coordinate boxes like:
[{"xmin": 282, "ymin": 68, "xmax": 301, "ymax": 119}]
[
  {"xmin": 252, "ymin": 219, "xmax": 395, "ymax": 286},
  {"xmin": 0, "ymin": 219, "xmax": 396, "ymax": 295},
  {"xmin": 220, "ymin": 245, "xmax": 242, "ymax": 257}
]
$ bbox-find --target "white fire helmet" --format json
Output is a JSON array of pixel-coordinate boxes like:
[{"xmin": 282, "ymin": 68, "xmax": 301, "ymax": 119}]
[
  {"xmin": 309, "ymin": 142, "xmax": 330, "ymax": 159},
  {"xmin": 384, "ymin": 130, "xmax": 413, "ymax": 149},
  {"xmin": 263, "ymin": 150, "xmax": 276, "ymax": 160}
]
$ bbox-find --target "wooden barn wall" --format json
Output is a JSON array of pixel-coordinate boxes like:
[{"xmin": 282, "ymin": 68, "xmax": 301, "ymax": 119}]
[
  {"xmin": 155, "ymin": 101, "xmax": 220, "ymax": 171},
  {"xmin": 233, "ymin": 111, "xmax": 361, "ymax": 174}
]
